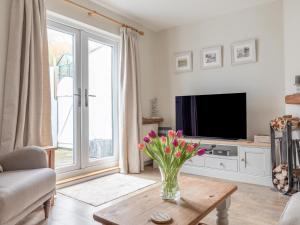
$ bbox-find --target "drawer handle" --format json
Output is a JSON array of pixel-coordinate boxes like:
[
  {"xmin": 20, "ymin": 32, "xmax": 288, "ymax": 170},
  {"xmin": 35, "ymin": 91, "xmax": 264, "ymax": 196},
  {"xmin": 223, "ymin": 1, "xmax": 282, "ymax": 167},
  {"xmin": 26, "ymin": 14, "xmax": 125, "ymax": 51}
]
[
  {"xmin": 219, "ymin": 162, "xmax": 224, "ymax": 167},
  {"xmin": 241, "ymin": 158, "xmax": 245, "ymax": 162}
]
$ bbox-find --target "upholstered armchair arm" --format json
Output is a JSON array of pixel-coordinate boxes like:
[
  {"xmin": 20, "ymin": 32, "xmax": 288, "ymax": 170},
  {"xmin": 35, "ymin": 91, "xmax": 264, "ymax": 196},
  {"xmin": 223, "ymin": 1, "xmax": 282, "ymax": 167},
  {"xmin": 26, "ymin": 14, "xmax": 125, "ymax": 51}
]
[{"xmin": 0, "ymin": 146, "xmax": 48, "ymax": 171}]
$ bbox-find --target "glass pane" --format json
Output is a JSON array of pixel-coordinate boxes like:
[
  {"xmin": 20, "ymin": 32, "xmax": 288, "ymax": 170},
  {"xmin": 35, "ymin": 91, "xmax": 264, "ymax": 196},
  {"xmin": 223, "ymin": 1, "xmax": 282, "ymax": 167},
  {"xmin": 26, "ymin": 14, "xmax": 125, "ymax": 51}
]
[
  {"xmin": 88, "ymin": 39, "xmax": 113, "ymax": 161},
  {"xmin": 48, "ymin": 28, "xmax": 75, "ymax": 169}
]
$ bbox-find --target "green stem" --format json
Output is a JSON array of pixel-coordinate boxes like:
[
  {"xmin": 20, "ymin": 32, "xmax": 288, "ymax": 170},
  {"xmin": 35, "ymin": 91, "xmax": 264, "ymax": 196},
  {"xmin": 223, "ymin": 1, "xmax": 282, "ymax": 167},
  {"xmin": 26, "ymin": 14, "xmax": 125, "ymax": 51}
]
[{"xmin": 160, "ymin": 166, "xmax": 180, "ymax": 199}]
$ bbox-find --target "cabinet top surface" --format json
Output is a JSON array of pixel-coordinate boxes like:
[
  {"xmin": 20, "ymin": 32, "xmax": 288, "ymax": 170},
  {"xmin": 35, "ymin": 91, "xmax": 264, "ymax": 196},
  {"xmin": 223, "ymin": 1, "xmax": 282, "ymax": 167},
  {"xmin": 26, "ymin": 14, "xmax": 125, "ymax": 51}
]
[{"xmin": 183, "ymin": 137, "xmax": 270, "ymax": 148}]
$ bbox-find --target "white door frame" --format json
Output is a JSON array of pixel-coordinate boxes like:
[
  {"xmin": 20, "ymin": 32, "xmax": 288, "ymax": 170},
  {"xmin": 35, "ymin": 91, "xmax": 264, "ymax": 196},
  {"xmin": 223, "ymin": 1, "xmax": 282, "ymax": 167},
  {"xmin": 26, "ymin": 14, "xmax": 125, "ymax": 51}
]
[
  {"xmin": 47, "ymin": 20, "xmax": 82, "ymax": 174},
  {"xmin": 48, "ymin": 15, "xmax": 120, "ymax": 174},
  {"xmin": 81, "ymin": 31, "xmax": 119, "ymax": 169}
]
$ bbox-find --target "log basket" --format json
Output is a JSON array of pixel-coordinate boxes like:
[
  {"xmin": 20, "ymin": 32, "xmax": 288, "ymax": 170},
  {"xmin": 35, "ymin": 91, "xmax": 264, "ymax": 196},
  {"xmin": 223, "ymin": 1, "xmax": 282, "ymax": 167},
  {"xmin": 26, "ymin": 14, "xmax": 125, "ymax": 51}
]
[{"xmin": 270, "ymin": 121, "xmax": 300, "ymax": 194}]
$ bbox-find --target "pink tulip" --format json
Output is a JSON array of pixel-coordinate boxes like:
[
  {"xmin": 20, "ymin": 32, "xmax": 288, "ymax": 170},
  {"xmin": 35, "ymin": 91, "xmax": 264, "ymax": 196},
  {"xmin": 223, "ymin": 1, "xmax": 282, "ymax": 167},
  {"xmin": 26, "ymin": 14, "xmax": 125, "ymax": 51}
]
[
  {"xmin": 176, "ymin": 130, "xmax": 183, "ymax": 138},
  {"xmin": 197, "ymin": 148, "xmax": 206, "ymax": 156},
  {"xmin": 186, "ymin": 144, "xmax": 194, "ymax": 153},
  {"xmin": 180, "ymin": 140, "xmax": 186, "ymax": 148},
  {"xmin": 148, "ymin": 130, "xmax": 157, "ymax": 138},
  {"xmin": 161, "ymin": 136, "xmax": 167, "ymax": 144},
  {"xmin": 168, "ymin": 130, "xmax": 176, "ymax": 138},
  {"xmin": 138, "ymin": 143, "xmax": 145, "ymax": 151},
  {"xmin": 143, "ymin": 136, "xmax": 150, "ymax": 143},
  {"xmin": 172, "ymin": 139, "xmax": 179, "ymax": 147},
  {"xmin": 165, "ymin": 146, "xmax": 171, "ymax": 154},
  {"xmin": 175, "ymin": 151, "xmax": 182, "ymax": 158}
]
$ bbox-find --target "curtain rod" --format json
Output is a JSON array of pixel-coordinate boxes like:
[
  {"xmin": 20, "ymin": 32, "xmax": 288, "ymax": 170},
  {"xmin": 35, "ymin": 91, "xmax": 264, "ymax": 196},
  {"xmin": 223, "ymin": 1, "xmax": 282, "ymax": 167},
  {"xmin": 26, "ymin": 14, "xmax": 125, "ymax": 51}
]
[{"xmin": 64, "ymin": 0, "xmax": 144, "ymax": 36}]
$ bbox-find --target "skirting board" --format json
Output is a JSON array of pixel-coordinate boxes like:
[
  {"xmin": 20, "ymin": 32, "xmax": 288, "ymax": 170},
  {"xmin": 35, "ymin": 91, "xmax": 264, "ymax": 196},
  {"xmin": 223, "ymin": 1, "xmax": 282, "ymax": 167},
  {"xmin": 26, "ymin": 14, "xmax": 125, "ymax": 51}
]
[{"xmin": 181, "ymin": 165, "xmax": 273, "ymax": 187}]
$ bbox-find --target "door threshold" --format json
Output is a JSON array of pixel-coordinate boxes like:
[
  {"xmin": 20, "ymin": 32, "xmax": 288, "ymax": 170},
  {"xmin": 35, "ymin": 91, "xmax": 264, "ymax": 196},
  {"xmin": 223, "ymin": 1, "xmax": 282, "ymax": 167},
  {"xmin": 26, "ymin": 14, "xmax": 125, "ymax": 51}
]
[{"xmin": 56, "ymin": 166, "xmax": 120, "ymax": 189}]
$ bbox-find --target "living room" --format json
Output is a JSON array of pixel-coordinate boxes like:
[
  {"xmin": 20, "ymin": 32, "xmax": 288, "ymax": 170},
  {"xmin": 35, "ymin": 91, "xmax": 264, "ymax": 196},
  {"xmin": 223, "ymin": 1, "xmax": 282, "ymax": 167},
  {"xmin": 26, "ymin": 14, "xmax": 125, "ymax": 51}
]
[{"xmin": 0, "ymin": 0, "xmax": 299, "ymax": 225}]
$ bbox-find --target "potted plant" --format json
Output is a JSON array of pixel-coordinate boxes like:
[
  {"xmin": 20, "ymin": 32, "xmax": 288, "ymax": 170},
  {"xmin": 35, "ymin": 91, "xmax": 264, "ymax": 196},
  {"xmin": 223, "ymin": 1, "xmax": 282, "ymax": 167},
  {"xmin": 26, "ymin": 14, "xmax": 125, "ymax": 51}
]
[{"xmin": 138, "ymin": 130, "xmax": 205, "ymax": 200}]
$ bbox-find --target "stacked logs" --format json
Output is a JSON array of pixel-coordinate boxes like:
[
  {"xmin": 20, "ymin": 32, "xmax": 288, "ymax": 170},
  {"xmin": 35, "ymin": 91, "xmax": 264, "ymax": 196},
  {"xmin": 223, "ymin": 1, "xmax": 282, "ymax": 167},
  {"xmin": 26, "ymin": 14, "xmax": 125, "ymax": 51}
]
[
  {"xmin": 273, "ymin": 164, "xmax": 289, "ymax": 192},
  {"xmin": 270, "ymin": 115, "xmax": 300, "ymax": 132}
]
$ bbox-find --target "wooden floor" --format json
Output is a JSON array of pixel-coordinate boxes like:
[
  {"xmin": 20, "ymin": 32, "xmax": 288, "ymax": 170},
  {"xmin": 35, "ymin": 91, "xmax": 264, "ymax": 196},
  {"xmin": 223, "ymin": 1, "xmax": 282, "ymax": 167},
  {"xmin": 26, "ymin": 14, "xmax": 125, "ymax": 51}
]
[{"xmin": 18, "ymin": 166, "xmax": 289, "ymax": 225}]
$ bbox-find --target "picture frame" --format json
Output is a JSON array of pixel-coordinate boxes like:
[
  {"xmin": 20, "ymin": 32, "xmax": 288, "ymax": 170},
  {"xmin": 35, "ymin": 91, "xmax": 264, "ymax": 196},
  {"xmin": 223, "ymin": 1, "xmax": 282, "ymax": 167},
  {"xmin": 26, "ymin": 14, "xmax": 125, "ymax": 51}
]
[
  {"xmin": 175, "ymin": 51, "xmax": 193, "ymax": 73},
  {"xmin": 201, "ymin": 45, "xmax": 223, "ymax": 69},
  {"xmin": 231, "ymin": 39, "xmax": 257, "ymax": 65}
]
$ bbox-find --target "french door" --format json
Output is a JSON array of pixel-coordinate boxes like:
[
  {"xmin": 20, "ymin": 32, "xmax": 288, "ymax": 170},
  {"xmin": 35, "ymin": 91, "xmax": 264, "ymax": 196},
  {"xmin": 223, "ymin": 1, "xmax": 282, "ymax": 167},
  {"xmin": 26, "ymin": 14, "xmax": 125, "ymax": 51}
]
[{"xmin": 47, "ymin": 20, "xmax": 119, "ymax": 173}]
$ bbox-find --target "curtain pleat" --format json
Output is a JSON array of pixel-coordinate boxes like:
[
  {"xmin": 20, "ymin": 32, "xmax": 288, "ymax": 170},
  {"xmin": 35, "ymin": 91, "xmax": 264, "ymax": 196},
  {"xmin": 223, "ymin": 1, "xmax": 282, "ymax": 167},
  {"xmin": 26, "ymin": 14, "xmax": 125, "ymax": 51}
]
[
  {"xmin": 0, "ymin": 0, "xmax": 52, "ymax": 154},
  {"xmin": 119, "ymin": 27, "xmax": 143, "ymax": 174}
]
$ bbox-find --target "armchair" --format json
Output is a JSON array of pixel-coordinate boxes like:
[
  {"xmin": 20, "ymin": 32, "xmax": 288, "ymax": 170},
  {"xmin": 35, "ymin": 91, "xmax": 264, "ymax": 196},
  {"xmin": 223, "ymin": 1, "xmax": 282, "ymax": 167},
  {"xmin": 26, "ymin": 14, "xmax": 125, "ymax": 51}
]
[{"xmin": 0, "ymin": 146, "xmax": 56, "ymax": 225}]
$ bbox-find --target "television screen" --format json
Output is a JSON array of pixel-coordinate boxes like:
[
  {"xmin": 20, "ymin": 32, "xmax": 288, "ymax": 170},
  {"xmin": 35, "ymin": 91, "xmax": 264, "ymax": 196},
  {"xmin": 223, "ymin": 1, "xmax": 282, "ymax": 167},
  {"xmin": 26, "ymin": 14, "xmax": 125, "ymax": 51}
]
[{"xmin": 176, "ymin": 93, "xmax": 247, "ymax": 139}]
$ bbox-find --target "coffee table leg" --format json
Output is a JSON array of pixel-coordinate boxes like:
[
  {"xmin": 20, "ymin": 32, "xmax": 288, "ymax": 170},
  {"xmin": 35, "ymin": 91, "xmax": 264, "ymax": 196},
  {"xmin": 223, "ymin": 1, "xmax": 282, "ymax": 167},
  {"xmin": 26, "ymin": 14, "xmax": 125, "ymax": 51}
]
[{"xmin": 216, "ymin": 197, "xmax": 231, "ymax": 225}]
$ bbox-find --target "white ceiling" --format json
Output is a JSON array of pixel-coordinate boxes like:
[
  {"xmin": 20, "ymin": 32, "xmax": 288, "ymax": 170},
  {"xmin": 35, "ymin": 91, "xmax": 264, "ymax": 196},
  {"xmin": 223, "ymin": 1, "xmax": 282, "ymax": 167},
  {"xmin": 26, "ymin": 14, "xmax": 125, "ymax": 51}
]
[{"xmin": 91, "ymin": 0, "xmax": 277, "ymax": 31}]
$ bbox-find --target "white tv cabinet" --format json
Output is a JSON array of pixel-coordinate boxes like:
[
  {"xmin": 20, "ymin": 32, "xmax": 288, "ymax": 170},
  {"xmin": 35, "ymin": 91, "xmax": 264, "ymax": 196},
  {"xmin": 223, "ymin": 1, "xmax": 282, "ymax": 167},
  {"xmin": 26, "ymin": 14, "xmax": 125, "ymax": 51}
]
[{"xmin": 182, "ymin": 138, "xmax": 272, "ymax": 186}]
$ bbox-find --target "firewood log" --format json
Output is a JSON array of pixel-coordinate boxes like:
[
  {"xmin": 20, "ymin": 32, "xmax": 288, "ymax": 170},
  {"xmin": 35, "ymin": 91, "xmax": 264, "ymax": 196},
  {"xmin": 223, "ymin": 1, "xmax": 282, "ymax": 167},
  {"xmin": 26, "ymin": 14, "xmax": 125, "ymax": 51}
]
[
  {"xmin": 275, "ymin": 173, "xmax": 285, "ymax": 180},
  {"xmin": 273, "ymin": 165, "xmax": 282, "ymax": 173},
  {"xmin": 281, "ymin": 164, "xmax": 288, "ymax": 170},
  {"xmin": 271, "ymin": 116, "xmax": 299, "ymax": 131},
  {"xmin": 282, "ymin": 169, "xmax": 288, "ymax": 177},
  {"xmin": 292, "ymin": 120, "xmax": 299, "ymax": 128},
  {"xmin": 284, "ymin": 185, "xmax": 289, "ymax": 193},
  {"xmin": 279, "ymin": 178, "xmax": 288, "ymax": 185},
  {"xmin": 273, "ymin": 178, "xmax": 279, "ymax": 185}
]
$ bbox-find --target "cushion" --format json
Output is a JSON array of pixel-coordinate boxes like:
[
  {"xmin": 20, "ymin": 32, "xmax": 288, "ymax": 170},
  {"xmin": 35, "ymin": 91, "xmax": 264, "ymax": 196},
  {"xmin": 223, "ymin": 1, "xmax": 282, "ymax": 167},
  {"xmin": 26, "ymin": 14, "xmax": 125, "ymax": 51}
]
[
  {"xmin": 0, "ymin": 168, "xmax": 56, "ymax": 224},
  {"xmin": 278, "ymin": 192, "xmax": 300, "ymax": 225}
]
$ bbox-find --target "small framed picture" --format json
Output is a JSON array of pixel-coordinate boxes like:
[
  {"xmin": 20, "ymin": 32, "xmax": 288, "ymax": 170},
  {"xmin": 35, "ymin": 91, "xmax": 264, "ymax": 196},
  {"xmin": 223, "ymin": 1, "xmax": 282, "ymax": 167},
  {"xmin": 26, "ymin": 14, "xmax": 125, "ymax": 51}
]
[
  {"xmin": 231, "ymin": 39, "xmax": 257, "ymax": 65},
  {"xmin": 175, "ymin": 51, "xmax": 193, "ymax": 73},
  {"xmin": 201, "ymin": 45, "xmax": 222, "ymax": 69}
]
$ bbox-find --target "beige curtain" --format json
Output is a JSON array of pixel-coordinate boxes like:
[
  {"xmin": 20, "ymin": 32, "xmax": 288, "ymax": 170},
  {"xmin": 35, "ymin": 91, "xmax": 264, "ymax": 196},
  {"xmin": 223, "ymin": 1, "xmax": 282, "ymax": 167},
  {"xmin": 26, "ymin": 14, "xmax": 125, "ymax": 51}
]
[
  {"xmin": 119, "ymin": 27, "xmax": 143, "ymax": 174},
  {"xmin": 0, "ymin": 0, "xmax": 52, "ymax": 154}
]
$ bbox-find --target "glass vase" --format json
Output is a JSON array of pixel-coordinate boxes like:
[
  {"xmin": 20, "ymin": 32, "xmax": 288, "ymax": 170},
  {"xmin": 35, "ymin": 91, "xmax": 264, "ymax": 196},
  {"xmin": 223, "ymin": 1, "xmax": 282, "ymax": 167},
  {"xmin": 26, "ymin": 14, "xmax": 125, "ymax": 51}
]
[{"xmin": 159, "ymin": 166, "xmax": 180, "ymax": 200}]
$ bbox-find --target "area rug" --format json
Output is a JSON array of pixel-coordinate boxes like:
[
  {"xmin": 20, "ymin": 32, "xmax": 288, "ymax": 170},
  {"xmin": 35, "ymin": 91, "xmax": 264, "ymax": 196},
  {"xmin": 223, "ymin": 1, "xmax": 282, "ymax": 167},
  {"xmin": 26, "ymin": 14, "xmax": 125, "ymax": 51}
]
[{"xmin": 57, "ymin": 173, "xmax": 157, "ymax": 206}]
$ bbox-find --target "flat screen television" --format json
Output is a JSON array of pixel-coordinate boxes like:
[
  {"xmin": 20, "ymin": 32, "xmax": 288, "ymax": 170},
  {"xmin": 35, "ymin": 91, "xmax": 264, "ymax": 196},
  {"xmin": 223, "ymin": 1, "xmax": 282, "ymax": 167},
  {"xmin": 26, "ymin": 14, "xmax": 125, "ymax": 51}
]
[{"xmin": 176, "ymin": 93, "xmax": 247, "ymax": 139}]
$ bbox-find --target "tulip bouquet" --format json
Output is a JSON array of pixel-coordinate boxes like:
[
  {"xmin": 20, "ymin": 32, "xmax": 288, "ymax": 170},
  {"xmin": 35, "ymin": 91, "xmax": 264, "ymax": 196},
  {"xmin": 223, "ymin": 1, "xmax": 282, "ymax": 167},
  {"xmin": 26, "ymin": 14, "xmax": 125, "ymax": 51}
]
[{"xmin": 138, "ymin": 130, "xmax": 205, "ymax": 200}]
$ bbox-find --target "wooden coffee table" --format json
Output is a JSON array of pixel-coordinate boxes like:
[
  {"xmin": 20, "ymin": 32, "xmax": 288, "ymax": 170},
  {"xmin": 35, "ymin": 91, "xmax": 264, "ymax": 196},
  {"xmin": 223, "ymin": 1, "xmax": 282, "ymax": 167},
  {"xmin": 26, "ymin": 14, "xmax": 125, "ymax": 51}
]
[{"xmin": 93, "ymin": 176, "xmax": 237, "ymax": 225}]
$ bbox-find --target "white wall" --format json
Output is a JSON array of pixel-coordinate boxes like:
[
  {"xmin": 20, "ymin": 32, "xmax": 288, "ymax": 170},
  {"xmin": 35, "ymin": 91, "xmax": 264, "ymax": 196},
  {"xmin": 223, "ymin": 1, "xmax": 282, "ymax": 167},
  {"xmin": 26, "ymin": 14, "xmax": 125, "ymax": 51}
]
[
  {"xmin": 283, "ymin": 0, "xmax": 300, "ymax": 118},
  {"xmin": 0, "ymin": 0, "xmax": 11, "ymax": 136},
  {"xmin": 156, "ymin": 0, "xmax": 285, "ymax": 139}
]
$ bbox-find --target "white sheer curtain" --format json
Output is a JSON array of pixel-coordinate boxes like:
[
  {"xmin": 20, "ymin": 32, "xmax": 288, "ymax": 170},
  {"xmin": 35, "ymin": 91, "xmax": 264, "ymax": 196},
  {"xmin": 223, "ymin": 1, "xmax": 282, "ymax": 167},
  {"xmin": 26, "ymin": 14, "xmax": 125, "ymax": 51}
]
[
  {"xmin": 119, "ymin": 27, "xmax": 143, "ymax": 174},
  {"xmin": 0, "ymin": 0, "xmax": 52, "ymax": 154}
]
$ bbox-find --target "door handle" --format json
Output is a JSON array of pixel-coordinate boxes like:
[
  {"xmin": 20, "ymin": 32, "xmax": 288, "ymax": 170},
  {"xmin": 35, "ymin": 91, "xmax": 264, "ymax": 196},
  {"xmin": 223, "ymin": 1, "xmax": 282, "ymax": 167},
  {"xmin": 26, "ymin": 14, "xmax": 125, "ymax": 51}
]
[
  {"xmin": 85, "ymin": 89, "xmax": 88, "ymax": 107},
  {"xmin": 84, "ymin": 89, "xmax": 97, "ymax": 107},
  {"xmin": 242, "ymin": 152, "xmax": 247, "ymax": 168}
]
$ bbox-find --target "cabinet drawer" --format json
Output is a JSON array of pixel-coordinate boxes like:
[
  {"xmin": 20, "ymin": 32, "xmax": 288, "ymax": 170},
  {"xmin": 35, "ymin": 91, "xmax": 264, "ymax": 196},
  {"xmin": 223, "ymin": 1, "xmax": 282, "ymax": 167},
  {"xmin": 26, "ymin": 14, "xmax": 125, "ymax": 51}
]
[
  {"xmin": 185, "ymin": 156, "xmax": 205, "ymax": 167},
  {"xmin": 205, "ymin": 157, "xmax": 238, "ymax": 172}
]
